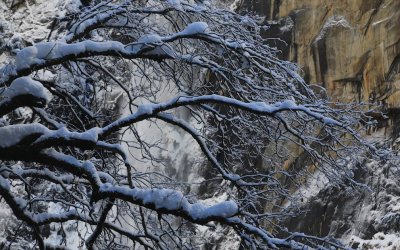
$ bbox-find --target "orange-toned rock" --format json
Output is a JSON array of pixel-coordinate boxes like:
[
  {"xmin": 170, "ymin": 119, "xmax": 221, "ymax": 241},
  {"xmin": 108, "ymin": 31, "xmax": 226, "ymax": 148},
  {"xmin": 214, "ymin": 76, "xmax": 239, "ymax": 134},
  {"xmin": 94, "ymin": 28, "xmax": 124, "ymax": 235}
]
[{"xmin": 240, "ymin": 0, "xmax": 400, "ymax": 112}]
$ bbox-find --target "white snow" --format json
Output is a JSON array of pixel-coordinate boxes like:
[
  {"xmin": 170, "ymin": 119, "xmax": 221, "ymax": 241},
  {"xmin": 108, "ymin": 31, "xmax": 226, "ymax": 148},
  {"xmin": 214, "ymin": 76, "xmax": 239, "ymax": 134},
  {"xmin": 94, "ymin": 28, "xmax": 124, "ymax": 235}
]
[
  {"xmin": 0, "ymin": 176, "xmax": 10, "ymax": 191},
  {"xmin": 0, "ymin": 120, "xmax": 100, "ymax": 149},
  {"xmin": 65, "ymin": 8, "xmax": 121, "ymax": 42},
  {"xmin": 137, "ymin": 34, "xmax": 163, "ymax": 44},
  {"xmin": 0, "ymin": 123, "xmax": 48, "ymax": 148},
  {"xmin": 42, "ymin": 148, "xmax": 102, "ymax": 186},
  {"xmin": 315, "ymin": 16, "xmax": 351, "ymax": 42},
  {"xmin": 62, "ymin": 0, "xmax": 82, "ymax": 15},
  {"xmin": 287, "ymin": 170, "xmax": 329, "ymax": 207},
  {"xmin": 167, "ymin": 0, "xmax": 181, "ymax": 5},
  {"xmin": 43, "ymin": 202, "xmax": 84, "ymax": 248},
  {"xmin": 279, "ymin": 17, "xmax": 294, "ymax": 33},
  {"xmin": 178, "ymin": 22, "xmax": 209, "ymax": 36},
  {"xmin": 33, "ymin": 126, "xmax": 101, "ymax": 145},
  {"xmin": 15, "ymin": 41, "xmax": 126, "ymax": 71},
  {"xmin": 3, "ymin": 77, "xmax": 51, "ymax": 103},
  {"xmin": 166, "ymin": 0, "xmax": 182, "ymax": 9},
  {"xmin": 100, "ymin": 185, "xmax": 238, "ymax": 221},
  {"xmin": 229, "ymin": 0, "xmax": 241, "ymax": 11},
  {"xmin": 0, "ymin": 0, "xmax": 63, "ymax": 44},
  {"xmin": 15, "ymin": 46, "xmax": 41, "ymax": 70},
  {"xmin": 349, "ymin": 233, "xmax": 400, "ymax": 250}
]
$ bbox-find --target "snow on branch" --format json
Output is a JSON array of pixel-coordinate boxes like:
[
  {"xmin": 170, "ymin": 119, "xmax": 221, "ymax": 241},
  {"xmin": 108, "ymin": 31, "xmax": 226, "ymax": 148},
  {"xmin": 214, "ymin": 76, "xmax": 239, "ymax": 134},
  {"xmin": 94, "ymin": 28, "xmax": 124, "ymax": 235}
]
[
  {"xmin": 98, "ymin": 185, "xmax": 238, "ymax": 223},
  {"xmin": 65, "ymin": 5, "xmax": 127, "ymax": 43},
  {"xmin": 64, "ymin": 0, "xmax": 212, "ymax": 42},
  {"xmin": 100, "ymin": 94, "xmax": 344, "ymax": 138},
  {"xmin": 3, "ymin": 77, "xmax": 50, "ymax": 103},
  {"xmin": 176, "ymin": 22, "xmax": 209, "ymax": 36},
  {"xmin": 0, "ymin": 123, "xmax": 48, "ymax": 149},
  {"xmin": 0, "ymin": 123, "xmax": 100, "ymax": 150},
  {"xmin": 0, "ymin": 40, "xmax": 174, "ymax": 85},
  {"xmin": 0, "ymin": 77, "xmax": 50, "ymax": 116}
]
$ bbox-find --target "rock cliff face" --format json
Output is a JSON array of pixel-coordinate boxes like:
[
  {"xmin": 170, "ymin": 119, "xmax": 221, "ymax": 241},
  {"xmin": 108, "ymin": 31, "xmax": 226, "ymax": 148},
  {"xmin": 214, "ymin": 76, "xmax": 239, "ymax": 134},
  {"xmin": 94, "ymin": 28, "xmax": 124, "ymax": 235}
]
[
  {"xmin": 236, "ymin": 0, "xmax": 400, "ymax": 246},
  {"xmin": 239, "ymin": 0, "xmax": 400, "ymax": 118}
]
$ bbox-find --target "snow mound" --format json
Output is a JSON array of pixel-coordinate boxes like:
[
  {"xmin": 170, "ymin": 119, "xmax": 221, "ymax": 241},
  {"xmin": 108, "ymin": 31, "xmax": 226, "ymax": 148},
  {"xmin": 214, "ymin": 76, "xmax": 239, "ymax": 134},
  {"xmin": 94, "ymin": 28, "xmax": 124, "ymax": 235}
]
[
  {"xmin": 3, "ymin": 77, "xmax": 50, "ymax": 103},
  {"xmin": 15, "ymin": 41, "xmax": 125, "ymax": 70},
  {"xmin": 179, "ymin": 22, "xmax": 209, "ymax": 36},
  {"xmin": 0, "ymin": 123, "xmax": 48, "ymax": 148},
  {"xmin": 166, "ymin": 0, "xmax": 182, "ymax": 9},
  {"xmin": 99, "ymin": 185, "xmax": 238, "ymax": 221},
  {"xmin": 138, "ymin": 34, "xmax": 163, "ymax": 44}
]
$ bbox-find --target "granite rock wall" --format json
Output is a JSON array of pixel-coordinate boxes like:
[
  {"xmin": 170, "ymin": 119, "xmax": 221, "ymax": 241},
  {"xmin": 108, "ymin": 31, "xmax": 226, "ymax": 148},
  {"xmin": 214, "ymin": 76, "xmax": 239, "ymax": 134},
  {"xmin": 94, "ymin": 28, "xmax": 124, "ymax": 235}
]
[{"xmin": 240, "ymin": 0, "xmax": 400, "ymax": 115}]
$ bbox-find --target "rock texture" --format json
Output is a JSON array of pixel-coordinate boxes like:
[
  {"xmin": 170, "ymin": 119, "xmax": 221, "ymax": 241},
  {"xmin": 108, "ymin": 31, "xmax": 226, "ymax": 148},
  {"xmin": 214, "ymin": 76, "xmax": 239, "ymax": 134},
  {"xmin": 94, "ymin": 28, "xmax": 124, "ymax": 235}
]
[
  {"xmin": 285, "ymin": 158, "xmax": 400, "ymax": 248},
  {"xmin": 240, "ymin": 0, "xmax": 400, "ymax": 117},
  {"xmin": 236, "ymin": 0, "xmax": 400, "ymax": 246}
]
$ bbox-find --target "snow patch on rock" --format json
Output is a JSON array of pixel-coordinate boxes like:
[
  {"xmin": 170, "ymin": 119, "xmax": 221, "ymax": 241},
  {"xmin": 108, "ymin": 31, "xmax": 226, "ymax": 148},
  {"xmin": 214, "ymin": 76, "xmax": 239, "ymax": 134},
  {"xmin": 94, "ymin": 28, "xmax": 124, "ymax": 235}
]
[
  {"xmin": 349, "ymin": 232, "xmax": 400, "ymax": 250},
  {"xmin": 315, "ymin": 16, "xmax": 351, "ymax": 42}
]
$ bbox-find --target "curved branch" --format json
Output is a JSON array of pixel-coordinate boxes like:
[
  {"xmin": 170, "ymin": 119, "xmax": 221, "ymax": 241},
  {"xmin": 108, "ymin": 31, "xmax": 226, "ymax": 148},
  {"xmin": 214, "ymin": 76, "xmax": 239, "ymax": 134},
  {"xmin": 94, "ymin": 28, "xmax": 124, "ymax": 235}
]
[{"xmin": 100, "ymin": 94, "xmax": 344, "ymax": 138}]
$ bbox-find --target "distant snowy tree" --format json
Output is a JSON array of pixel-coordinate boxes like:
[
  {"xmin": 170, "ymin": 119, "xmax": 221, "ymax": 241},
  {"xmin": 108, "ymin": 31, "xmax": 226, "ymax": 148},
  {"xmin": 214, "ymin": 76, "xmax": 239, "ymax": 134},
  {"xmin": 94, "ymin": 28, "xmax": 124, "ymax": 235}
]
[{"xmin": 0, "ymin": 0, "xmax": 380, "ymax": 249}]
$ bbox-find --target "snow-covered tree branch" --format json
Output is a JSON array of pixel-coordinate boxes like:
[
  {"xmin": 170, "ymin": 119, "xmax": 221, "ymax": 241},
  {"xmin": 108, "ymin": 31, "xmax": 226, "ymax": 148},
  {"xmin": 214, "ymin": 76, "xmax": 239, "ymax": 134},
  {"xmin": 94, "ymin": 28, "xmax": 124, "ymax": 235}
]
[{"xmin": 0, "ymin": 0, "xmax": 379, "ymax": 249}]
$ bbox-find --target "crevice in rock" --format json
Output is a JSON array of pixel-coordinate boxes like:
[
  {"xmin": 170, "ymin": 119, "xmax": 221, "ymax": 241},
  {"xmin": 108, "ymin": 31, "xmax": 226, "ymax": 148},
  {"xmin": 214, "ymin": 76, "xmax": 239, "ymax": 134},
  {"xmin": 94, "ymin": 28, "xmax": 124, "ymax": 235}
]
[{"xmin": 363, "ymin": 0, "xmax": 384, "ymax": 35}]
